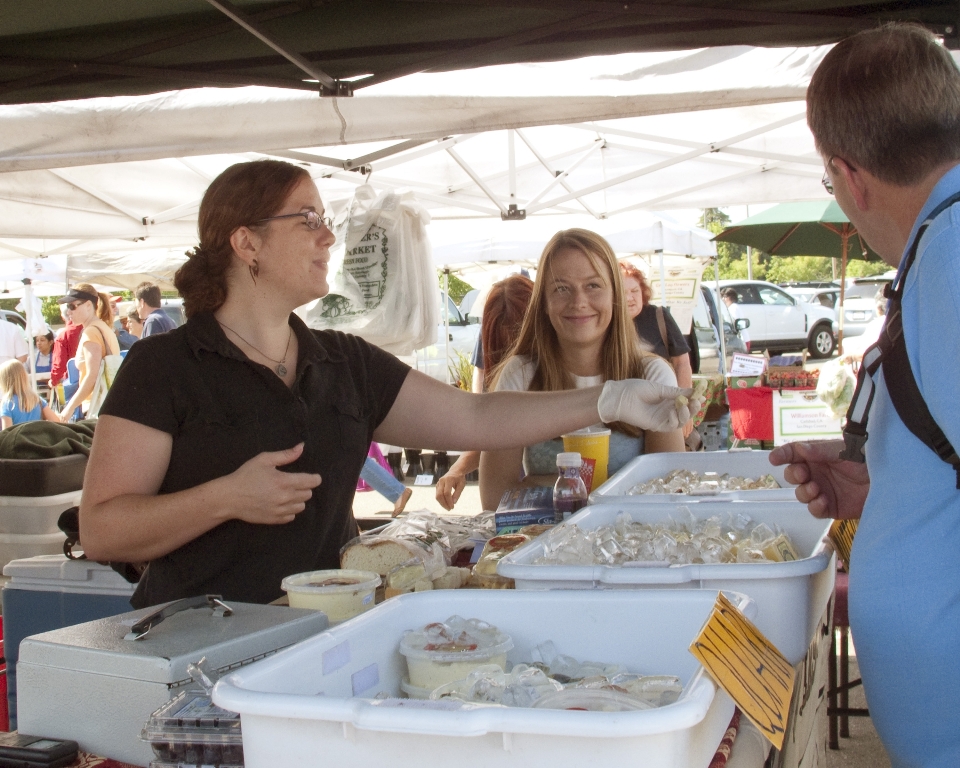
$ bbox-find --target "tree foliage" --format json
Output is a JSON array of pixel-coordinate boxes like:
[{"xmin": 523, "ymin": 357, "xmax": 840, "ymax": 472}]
[
  {"xmin": 699, "ymin": 208, "xmax": 890, "ymax": 282},
  {"xmin": 439, "ymin": 271, "xmax": 474, "ymax": 304}
]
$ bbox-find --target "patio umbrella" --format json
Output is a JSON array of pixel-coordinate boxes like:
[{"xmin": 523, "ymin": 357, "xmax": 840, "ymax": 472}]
[{"xmin": 713, "ymin": 200, "xmax": 881, "ymax": 350}]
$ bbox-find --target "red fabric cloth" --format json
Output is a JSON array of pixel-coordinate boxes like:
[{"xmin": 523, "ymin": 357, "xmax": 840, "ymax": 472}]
[
  {"xmin": 727, "ymin": 387, "xmax": 774, "ymax": 441},
  {"xmin": 50, "ymin": 322, "xmax": 83, "ymax": 387}
]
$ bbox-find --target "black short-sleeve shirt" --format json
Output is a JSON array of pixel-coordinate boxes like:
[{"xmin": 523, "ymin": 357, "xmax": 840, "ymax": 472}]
[
  {"xmin": 100, "ymin": 311, "xmax": 410, "ymax": 608},
  {"xmin": 632, "ymin": 304, "xmax": 691, "ymax": 360}
]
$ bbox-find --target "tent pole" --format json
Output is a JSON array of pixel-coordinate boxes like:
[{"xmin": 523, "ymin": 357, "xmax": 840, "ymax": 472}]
[
  {"xmin": 838, "ymin": 233, "xmax": 849, "ymax": 356},
  {"xmin": 443, "ymin": 267, "xmax": 451, "ymax": 385},
  {"xmin": 745, "ymin": 204, "xmax": 753, "ymax": 280},
  {"xmin": 22, "ymin": 278, "xmax": 38, "ymax": 394},
  {"xmin": 715, "ymin": 259, "xmax": 727, "ymax": 376}
]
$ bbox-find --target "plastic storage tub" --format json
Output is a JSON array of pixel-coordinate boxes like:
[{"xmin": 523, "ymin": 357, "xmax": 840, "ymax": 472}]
[
  {"xmin": 2, "ymin": 555, "xmax": 136, "ymax": 729},
  {"xmin": 214, "ymin": 589, "xmax": 755, "ymax": 768},
  {"xmin": 590, "ymin": 450, "xmax": 796, "ymax": 503},
  {"xmin": 0, "ymin": 455, "xmax": 86, "ymax": 497},
  {"xmin": 497, "ymin": 501, "xmax": 835, "ymax": 665},
  {"xmin": 0, "ymin": 490, "xmax": 81, "ymax": 535}
]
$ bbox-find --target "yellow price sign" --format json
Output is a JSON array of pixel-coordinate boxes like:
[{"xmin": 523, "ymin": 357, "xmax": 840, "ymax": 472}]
[
  {"xmin": 689, "ymin": 592, "xmax": 795, "ymax": 750},
  {"xmin": 829, "ymin": 518, "xmax": 858, "ymax": 567}
]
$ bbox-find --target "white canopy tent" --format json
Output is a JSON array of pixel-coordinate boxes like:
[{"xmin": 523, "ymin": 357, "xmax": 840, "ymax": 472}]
[{"xmin": 0, "ymin": 44, "xmax": 835, "ymax": 277}]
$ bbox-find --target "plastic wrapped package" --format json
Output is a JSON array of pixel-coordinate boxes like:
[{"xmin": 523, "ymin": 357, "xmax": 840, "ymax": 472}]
[
  {"xmin": 399, "ymin": 616, "xmax": 513, "ymax": 690},
  {"xmin": 303, "ymin": 185, "xmax": 439, "ymax": 356},
  {"xmin": 340, "ymin": 512, "xmax": 449, "ymax": 578},
  {"xmin": 473, "ymin": 534, "xmax": 530, "ymax": 588},
  {"xmin": 140, "ymin": 689, "xmax": 243, "ymax": 767},
  {"xmin": 816, "ymin": 358, "xmax": 857, "ymax": 419}
]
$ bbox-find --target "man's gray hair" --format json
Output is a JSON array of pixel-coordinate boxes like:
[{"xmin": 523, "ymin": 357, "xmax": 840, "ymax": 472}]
[{"xmin": 807, "ymin": 23, "xmax": 960, "ymax": 185}]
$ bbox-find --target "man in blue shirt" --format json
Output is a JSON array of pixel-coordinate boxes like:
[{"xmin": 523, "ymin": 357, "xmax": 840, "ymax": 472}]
[
  {"xmin": 135, "ymin": 282, "xmax": 177, "ymax": 338},
  {"xmin": 771, "ymin": 24, "xmax": 960, "ymax": 767}
]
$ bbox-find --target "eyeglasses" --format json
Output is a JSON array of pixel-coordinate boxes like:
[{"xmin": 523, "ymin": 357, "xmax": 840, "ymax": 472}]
[
  {"xmin": 254, "ymin": 210, "xmax": 333, "ymax": 230},
  {"xmin": 65, "ymin": 301, "xmax": 84, "ymax": 311},
  {"xmin": 821, "ymin": 171, "xmax": 834, "ymax": 196}
]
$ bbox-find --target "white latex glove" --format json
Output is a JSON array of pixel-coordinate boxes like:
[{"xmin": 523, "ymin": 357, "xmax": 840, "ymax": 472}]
[{"xmin": 598, "ymin": 379, "xmax": 702, "ymax": 432}]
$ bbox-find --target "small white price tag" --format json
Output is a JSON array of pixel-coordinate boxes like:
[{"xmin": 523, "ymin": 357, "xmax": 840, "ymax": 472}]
[{"xmin": 414, "ymin": 474, "xmax": 434, "ymax": 486}]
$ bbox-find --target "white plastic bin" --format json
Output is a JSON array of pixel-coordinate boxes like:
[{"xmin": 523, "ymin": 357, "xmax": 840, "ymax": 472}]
[
  {"xmin": 590, "ymin": 450, "xmax": 796, "ymax": 503},
  {"xmin": 0, "ymin": 491, "xmax": 81, "ymax": 535},
  {"xmin": 0, "ymin": 531, "xmax": 67, "ymax": 571},
  {"xmin": 214, "ymin": 589, "xmax": 756, "ymax": 768},
  {"xmin": 497, "ymin": 502, "xmax": 835, "ymax": 665}
]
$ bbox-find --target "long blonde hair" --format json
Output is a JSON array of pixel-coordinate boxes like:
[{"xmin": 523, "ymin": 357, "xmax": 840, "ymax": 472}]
[
  {"xmin": 0, "ymin": 360, "xmax": 40, "ymax": 413},
  {"xmin": 492, "ymin": 228, "xmax": 653, "ymax": 436}
]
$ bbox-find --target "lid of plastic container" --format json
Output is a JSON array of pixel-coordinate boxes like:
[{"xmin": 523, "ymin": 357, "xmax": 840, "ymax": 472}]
[
  {"xmin": 281, "ymin": 569, "xmax": 381, "ymax": 595},
  {"xmin": 556, "ymin": 452, "xmax": 581, "ymax": 467},
  {"xmin": 141, "ymin": 690, "xmax": 243, "ymax": 745},
  {"xmin": 399, "ymin": 615, "xmax": 513, "ymax": 662}
]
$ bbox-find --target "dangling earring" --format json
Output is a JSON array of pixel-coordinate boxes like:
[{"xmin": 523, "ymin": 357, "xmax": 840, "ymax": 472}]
[{"xmin": 249, "ymin": 259, "xmax": 259, "ymax": 284}]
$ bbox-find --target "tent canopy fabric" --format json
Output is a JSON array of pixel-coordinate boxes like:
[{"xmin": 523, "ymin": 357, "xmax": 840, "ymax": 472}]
[
  {"xmin": 0, "ymin": 45, "xmax": 835, "ymax": 268},
  {"xmin": 0, "ymin": 0, "xmax": 954, "ymax": 105}
]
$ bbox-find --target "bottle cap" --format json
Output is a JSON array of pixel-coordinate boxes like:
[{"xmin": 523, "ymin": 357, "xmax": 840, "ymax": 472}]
[{"xmin": 556, "ymin": 452, "xmax": 582, "ymax": 468}]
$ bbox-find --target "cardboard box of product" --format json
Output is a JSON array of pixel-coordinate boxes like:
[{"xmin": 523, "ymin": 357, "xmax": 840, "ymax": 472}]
[{"xmin": 494, "ymin": 486, "xmax": 556, "ymax": 534}]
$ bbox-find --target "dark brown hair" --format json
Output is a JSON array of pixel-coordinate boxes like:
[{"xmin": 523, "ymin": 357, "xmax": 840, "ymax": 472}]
[
  {"xmin": 480, "ymin": 275, "xmax": 533, "ymax": 390},
  {"xmin": 175, "ymin": 160, "xmax": 311, "ymax": 317},
  {"xmin": 618, "ymin": 261, "xmax": 652, "ymax": 305},
  {"xmin": 807, "ymin": 23, "xmax": 960, "ymax": 185},
  {"xmin": 134, "ymin": 282, "xmax": 162, "ymax": 308}
]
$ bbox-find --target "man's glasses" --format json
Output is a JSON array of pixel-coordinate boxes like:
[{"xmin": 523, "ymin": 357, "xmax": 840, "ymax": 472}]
[
  {"xmin": 821, "ymin": 171, "xmax": 834, "ymax": 196},
  {"xmin": 254, "ymin": 210, "xmax": 333, "ymax": 230}
]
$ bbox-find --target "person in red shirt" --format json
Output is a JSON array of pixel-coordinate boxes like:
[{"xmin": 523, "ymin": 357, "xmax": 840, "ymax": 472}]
[{"xmin": 49, "ymin": 303, "xmax": 83, "ymax": 388}]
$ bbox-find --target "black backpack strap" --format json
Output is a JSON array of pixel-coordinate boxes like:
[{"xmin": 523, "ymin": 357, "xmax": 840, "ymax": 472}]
[{"xmin": 841, "ymin": 190, "xmax": 960, "ymax": 488}]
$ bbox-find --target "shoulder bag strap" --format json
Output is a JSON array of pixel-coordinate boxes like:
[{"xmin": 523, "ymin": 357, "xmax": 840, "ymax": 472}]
[{"xmin": 655, "ymin": 306, "xmax": 670, "ymax": 356}]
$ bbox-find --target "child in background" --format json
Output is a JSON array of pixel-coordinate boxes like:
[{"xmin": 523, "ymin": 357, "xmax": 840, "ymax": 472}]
[{"xmin": 0, "ymin": 359, "xmax": 58, "ymax": 429}]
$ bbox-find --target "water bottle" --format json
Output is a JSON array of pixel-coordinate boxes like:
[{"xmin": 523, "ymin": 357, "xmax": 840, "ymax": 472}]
[{"xmin": 554, "ymin": 452, "xmax": 588, "ymax": 522}]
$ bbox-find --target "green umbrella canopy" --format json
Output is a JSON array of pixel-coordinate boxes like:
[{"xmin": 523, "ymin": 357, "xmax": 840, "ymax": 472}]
[{"xmin": 713, "ymin": 200, "xmax": 881, "ymax": 261}]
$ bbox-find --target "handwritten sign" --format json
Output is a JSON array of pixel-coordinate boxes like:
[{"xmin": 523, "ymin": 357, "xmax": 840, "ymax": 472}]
[
  {"xmin": 772, "ymin": 389, "xmax": 843, "ymax": 446},
  {"xmin": 828, "ymin": 518, "xmax": 858, "ymax": 567},
  {"xmin": 689, "ymin": 592, "xmax": 795, "ymax": 750}
]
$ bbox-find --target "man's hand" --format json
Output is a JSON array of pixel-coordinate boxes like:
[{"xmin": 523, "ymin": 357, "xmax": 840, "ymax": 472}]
[{"xmin": 769, "ymin": 440, "xmax": 870, "ymax": 519}]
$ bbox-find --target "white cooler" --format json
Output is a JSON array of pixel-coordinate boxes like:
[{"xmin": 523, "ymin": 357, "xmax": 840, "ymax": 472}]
[
  {"xmin": 213, "ymin": 589, "xmax": 755, "ymax": 768},
  {"xmin": 590, "ymin": 450, "xmax": 797, "ymax": 503},
  {"xmin": 16, "ymin": 598, "xmax": 329, "ymax": 766},
  {"xmin": 497, "ymin": 501, "xmax": 835, "ymax": 665}
]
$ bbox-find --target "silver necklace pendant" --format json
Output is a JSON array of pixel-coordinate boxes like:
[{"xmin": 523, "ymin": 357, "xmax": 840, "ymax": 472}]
[{"xmin": 276, "ymin": 363, "xmax": 288, "ymax": 376}]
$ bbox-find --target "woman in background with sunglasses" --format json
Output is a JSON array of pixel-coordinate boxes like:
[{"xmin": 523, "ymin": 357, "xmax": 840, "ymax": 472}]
[
  {"xmin": 77, "ymin": 160, "xmax": 696, "ymax": 609},
  {"xmin": 56, "ymin": 283, "xmax": 120, "ymax": 422}
]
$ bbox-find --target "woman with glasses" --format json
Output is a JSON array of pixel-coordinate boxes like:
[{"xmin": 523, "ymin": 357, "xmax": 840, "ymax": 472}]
[
  {"xmin": 77, "ymin": 160, "xmax": 696, "ymax": 608},
  {"xmin": 56, "ymin": 283, "xmax": 120, "ymax": 422}
]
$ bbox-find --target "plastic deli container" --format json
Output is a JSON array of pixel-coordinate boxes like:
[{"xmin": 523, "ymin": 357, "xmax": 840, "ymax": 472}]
[
  {"xmin": 590, "ymin": 450, "xmax": 796, "ymax": 503},
  {"xmin": 497, "ymin": 501, "xmax": 835, "ymax": 665},
  {"xmin": 399, "ymin": 620, "xmax": 513, "ymax": 689},
  {"xmin": 213, "ymin": 589, "xmax": 755, "ymax": 768},
  {"xmin": 399, "ymin": 677, "xmax": 434, "ymax": 700},
  {"xmin": 281, "ymin": 569, "xmax": 381, "ymax": 623},
  {"xmin": 140, "ymin": 689, "xmax": 243, "ymax": 766}
]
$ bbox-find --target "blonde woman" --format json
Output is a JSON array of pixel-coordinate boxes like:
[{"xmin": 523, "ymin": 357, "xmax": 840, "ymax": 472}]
[
  {"xmin": 57, "ymin": 284, "xmax": 120, "ymax": 422},
  {"xmin": 0, "ymin": 360, "xmax": 57, "ymax": 428},
  {"xmin": 480, "ymin": 229, "xmax": 685, "ymax": 510}
]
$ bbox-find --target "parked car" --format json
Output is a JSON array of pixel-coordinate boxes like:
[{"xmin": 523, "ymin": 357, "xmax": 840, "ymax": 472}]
[
  {"xmin": 839, "ymin": 272, "xmax": 895, "ymax": 337},
  {"xmin": 710, "ymin": 279, "xmax": 838, "ymax": 358},
  {"xmin": 396, "ymin": 294, "xmax": 480, "ymax": 383},
  {"xmin": 782, "ymin": 285, "xmax": 842, "ymax": 312},
  {"xmin": 0, "ymin": 309, "xmax": 26, "ymax": 330},
  {"xmin": 690, "ymin": 285, "xmax": 749, "ymax": 374}
]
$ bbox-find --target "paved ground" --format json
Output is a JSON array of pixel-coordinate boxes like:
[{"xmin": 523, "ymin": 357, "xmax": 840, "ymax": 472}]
[{"xmin": 353, "ymin": 474, "xmax": 890, "ymax": 767}]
